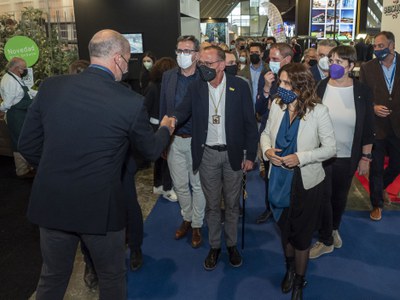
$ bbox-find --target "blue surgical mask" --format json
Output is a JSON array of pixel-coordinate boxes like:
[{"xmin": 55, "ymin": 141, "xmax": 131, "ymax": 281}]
[
  {"xmin": 277, "ymin": 86, "xmax": 297, "ymax": 104},
  {"xmin": 329, "ymin": 64, "xmax": 345, "ymax": 79},
  {"xmin": 374, "ymin": 48, "xmax": 390, "ymax": 61},
  {"xmin": 269, "ymin": 61, "xmax": 280, "ymax": 74}
]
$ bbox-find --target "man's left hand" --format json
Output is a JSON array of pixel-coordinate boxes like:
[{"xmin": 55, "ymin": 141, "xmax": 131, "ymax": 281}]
[{"xmin": 241, "ymin": 160, "xmax": 254, "ymax": 172}]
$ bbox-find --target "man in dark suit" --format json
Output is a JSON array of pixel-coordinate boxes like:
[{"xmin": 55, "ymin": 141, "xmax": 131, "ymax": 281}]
[
  {"xmin": 18, "ymin": 29, "xmax": 172, "ymax": 300},
  {"xmin": 360, "ymin": 31, "xmax": 400, "ymax": 221},
  {"xmin": 172, "ymin": 45, "xmax": 258, "ymax": 271},
  {"xmin": 309, "ymin": 39, "xmax": 336, "ymax": 82}
]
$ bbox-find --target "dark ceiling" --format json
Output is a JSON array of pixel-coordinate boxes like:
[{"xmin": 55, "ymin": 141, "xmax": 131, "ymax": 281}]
[{"xmin": 199, "ymin": 0, "xmax": 296, "ymax": 21}]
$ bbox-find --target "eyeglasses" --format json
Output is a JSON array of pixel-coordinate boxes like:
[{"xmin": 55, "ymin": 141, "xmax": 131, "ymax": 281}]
[
  {"xmin": 197, "ymin": 60, "xmax": 222, "ymax": 68},
  {"xmin": 175, "ymin": 49, "xmax": 196, "ymax": 55}
]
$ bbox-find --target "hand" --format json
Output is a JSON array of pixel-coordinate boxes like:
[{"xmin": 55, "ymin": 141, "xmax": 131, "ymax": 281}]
[
  {"xmin": 374, "ymin": 105, "xmax": 391, "ymax": 118},
  {"xmin": 160, "ymin": 115, "xmax": 176, "ymax": 135},
  {"xmin": 263, "ymin": 71, "xmax": 275, "ymax": 92},
  {"xmin": 357, "ymin": 159, "xmax": 370, "ymax": 176},
  {"xmin": 280, "ymin": 154, "xmax": 300, "ymax": 169},
  {"xmin": 241, "ymin": 159, "xmax": 254, "ymax": 172},
  {"xmin": 265, "ymin": 148, "xmax": 282, "ymax": 166}
]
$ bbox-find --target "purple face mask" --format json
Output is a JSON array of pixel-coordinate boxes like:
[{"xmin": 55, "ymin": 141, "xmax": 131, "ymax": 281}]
[{"xmin": 329, "ymin": 64, "xmax": 345, "ymax": 79}]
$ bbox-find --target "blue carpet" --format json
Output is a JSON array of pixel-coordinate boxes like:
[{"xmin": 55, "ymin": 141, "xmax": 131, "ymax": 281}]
[{"xmin": 127, "ymin": 171, "xmax": 400, "ymax": 300}]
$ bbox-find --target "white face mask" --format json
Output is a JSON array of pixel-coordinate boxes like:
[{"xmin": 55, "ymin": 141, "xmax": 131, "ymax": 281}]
[
  {"xmin": 143, "ymin": 61, "xmax": 153, "ymax": 70},
  {"xmin": 177, "ymin": 53, "xmax": 193, "ymax": 69},
  {"xmin": 269, "ymin": 61, "xmax": 280, "ymax": 74},
  {"xmin": 239, "ymin": 56, "xmax": 246, "ymax": 63},
  {"xmin": 318, "ymin": 56, "xmax": 330, "ymax": 71}
]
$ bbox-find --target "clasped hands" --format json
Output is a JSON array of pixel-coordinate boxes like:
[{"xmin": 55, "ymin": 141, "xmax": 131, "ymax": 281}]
[
  {"xmin": 265, "ymin": 148, "xmax": 299, "ymax": 169},
  {"xmin": 159, "ymin": 115, "xmax": 178, "ymax": 135}
]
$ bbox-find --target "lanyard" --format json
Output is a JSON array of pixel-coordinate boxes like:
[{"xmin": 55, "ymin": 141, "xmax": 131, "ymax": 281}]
[
  {"xmin": 382, "ymin": 58, "xmax": 396, "ymax": 94},
  {"xmin": 7, "ymin": 71, "xmax": 27, "ymax": 88}
]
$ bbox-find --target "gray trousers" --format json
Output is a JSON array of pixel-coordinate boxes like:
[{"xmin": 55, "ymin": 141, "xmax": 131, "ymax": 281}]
[
  {"xmin": 36, "ymin": 227, "xmax": 126, "ymax": 300},
  {"xmin": 199, "ymin": 147, "xmax": 242, "ymax": 248}
]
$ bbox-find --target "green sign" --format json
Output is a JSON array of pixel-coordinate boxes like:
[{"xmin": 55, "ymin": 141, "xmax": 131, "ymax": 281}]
[{"xmin": 4, "ymin": 36, "xmax": 39, "ymax": 67}]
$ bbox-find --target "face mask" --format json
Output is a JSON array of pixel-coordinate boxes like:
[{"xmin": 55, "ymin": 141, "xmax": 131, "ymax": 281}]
[
  {"xmin": 225, "ymin": 65, "xmax": 237, "ymax": 76},
  {"xmin": 177, "ymin": 53, "xmax": 193, "ymax": 69},
  {"xmin": 116, "ymin": 58, "xmax": 129, "ymax": 81},
  {"xmin": 269, "ymin": 61, "xmax": 280, "ymax": 74},
  {"xmin": 250, "ymin": 53, "xmax": 261, "ymax": 65},
  {"xmin": 21, "ymin": 69, "xmax": 28, "ymax": 78},
  {"xmin": 308, "ymin": 59, "xmax": 318, "ymax": 67},
  {"xmin": 239, "ymin": 56, "xmax": 246, "ymax": 63},
  {"xmin": 277, "ymin": 86, "xmax": 297, "ymax": 104},
  {"xmin": 374, "ymin": 48, "xmax": 390, "ymax": 61},
  {"xmin": 318, "ymin": 56, "xmax": 330, "ymax": 71},
  {"xmin": 198, "ymin": 65, "xmax": 216, "ymax": 82},
  {"xmin": 239, "ymin": 45, "xmax": 245, "ymax": 50},
  {"xmin": 329, "ymin": 64, "xmax": 345, "ymax": 79},
  {"xmin": 143, "ymin": 61, "xmax": 153, "ymax": 70}
]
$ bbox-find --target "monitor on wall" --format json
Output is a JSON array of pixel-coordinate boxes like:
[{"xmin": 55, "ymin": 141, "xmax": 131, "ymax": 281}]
[{"xmin": 122, "ymin": 33, "xmax": 143, "ymax": 54}]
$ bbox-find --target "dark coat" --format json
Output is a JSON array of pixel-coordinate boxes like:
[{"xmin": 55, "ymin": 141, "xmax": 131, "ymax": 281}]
[
  {"xmin": 18, "ymin": 67, "xmax": 170, "ymax": 234},
  {"xmin": 359, "ymin": 53, "xmax": 400, "ymax": 139},
  {"xmin": 173, "ymin": 73, "xmax": 259, "ymax": 172}
]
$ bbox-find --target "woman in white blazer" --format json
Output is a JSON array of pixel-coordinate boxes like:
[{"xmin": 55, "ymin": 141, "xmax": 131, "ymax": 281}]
[{"xmin": 260, "ymin": 63, "xmax": 336, "ymax": 300}]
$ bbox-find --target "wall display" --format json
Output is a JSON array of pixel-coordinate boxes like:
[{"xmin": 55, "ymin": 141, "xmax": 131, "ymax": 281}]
[
  {"xmin": 381, "ymin": 0, "xmax": 400, "ymax": 40},
  {"xmin": 122, "ymin": 33, "xmax": 144, "ymax": 54},
  {"xmin": 200, "ymin": 22, "xmax": 228, "ymax": 43},
  {"xmin": 309, "ymin": 0, "xmax": 357, "ymax": 40}
]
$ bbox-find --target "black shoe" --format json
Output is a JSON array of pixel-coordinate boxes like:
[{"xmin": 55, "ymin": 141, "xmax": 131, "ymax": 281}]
[
  {"xmin": 291, "ymin": 274, "xmax": 307, "ymax": 300},
  {"xmin": 256, "ymin": 209, "xmax": 272, "ymax": 224},
  {"xmin": 227, "ymin": 246, "xmax": 242, "ymax": 267},
  {"xmin": 83, "ymin": 264, "xmax": 98, "ymax": 289},
  {"xmin": 130, "ymin": 248, "xmax": 143, "ymax": 271},
  {"xmin": 204, "ymin": 248, "xmax": 221, "ymax": 271},
  {"xmin": 281, "ymin": 257, "xmax": 295, "ymax": 293}
]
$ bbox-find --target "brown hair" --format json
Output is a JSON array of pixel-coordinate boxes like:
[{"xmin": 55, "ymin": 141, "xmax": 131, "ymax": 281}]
[
  {"xmin": 271, "ymin": 43, "xmax": 294, "ymax": 58},
  {"xmin": 277, "ymin": 63, "xmax": 320, "ymax": 118},
  {"xmin": 68, "ymin": 59, "xmax": 90, "ymax": 74},
  {"xmin": 202, "ymin": 45, "xmax": 226, "ymax": 61},
  {"xmin": 329, "ymin": 45, "xmax": 357, "ymax": 65},
  {"xmin": 149, "ymin": 57, "xmax": 177, "ymax": 82}
]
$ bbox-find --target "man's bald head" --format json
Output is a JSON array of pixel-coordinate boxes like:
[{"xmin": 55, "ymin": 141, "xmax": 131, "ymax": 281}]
[
  {"xmin": 88, "ymin": 29, "xmax": 130, "ymax": 59},
  {"xmin": 6, "ymin": 57, "xmax": 26, "ymax": 71}
]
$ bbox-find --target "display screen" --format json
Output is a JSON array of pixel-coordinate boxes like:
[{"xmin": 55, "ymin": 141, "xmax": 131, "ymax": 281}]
[
  {"xmin": 122, "ymin": 33, "xmax": 143, "ymax": 54},
  {"xmin": 309, "ymin": 0, "xmax": 357, "ymax": 41}
]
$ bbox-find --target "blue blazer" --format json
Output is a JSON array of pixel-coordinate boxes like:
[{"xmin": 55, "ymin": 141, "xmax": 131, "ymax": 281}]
[
  {"xmin": 18, "ymin": 67, "xmax": 170, "ymax": 234},
  {"xmin": 173, "ymin": 73, "xmax": 259, "ymax": 172},
  {"xmin": 310, "ymin": 64, "xmax": 322, "ymax": 82}
]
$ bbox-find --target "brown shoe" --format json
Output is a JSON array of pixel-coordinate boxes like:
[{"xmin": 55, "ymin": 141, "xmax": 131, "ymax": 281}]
[
  {"xmin": 191, "ymin": 228, "xmax": 202, "ymax": 248},
  {"xmin": 370, "ymin": 207, "xmax": 382, "ymax": 221},
  {"xmin": 175, "ymin": 221, "xmax": 191, "ymax": 239}
]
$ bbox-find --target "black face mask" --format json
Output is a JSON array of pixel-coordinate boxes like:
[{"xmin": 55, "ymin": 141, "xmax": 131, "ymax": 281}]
[
  {"xmin": 21, "ymin": 69, "xmax": 28, "ymax": 78},
  {"xmin": 308, "ymin": 59, "xmax": 318, "ymax": 67},
  {"xmin": 198, "ymin": 65, "xmax": 216, "ymax": 82},
  {"xmin": 225, "ymin": 65, "xmax": 238, "ymax": 76},
  {"xmin": 239, "ymin": 45, "xmax": 245, "ymax": 50},
  {"xmin": 250, "ymin": 53, "xmax": 261, "ymax": 65}
]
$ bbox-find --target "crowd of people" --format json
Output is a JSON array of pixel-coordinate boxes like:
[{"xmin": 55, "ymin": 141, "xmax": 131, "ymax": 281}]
[{"xmin": 0, "ymin": 29, "xmax": 398, "ymax": 300}]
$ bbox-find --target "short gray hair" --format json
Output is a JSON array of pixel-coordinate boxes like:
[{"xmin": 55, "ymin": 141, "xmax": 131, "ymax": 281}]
[
  {"xmin": 89, "ymin": 29, "xmax": 130, "ymax": 58},
  {"xmin": 317, "ymin": 39, "xmax": 337, "ymax": 48},
  {"xmin": 6, "ymin": 57, "xmax": 25, "ymax": 71}
]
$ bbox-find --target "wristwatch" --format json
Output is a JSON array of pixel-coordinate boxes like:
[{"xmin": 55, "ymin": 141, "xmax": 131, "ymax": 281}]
[{"xmin": 362, "ymin": 153, "xmax": 372, "ymax": 160}]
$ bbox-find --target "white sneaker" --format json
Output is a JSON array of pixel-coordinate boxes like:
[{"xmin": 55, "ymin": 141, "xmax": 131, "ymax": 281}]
[
  {"xmin": 309, "ymin": 241, "xmax": 334, "ymax": 259},
  {"xmin": 332, "ymin": 230, "xmax": 342, "ymax": 249},
  {"xmin": 163, "ymin": 189, "xmax": 178, "ymax": 202},
  {"xmin": 153, "ymin": 186, "xmax": 164, "ymax": 195}
]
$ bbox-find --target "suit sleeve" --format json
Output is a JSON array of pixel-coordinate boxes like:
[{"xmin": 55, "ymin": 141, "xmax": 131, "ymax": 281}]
[
  {"xmin": 18, "ymin": 96, "xmax": 44, "ymax": 167},
  {"xmin": 241, "ymin": 80, "xmax": 259, "ymax": 161},
  {"xmin": 361, "ymin": 83, "xmax": 375, "ymax": 146},
  {"xmin": 260, "ymin": 100, "xmax": 278, "ymax": 161},
  {"xmin": 255, "ymin": 73, "xmax": 269, "ymax": 116},
  {"xmin": 159, "ymin": 72, "xmax": 168, "ymax": 120},
  {"xmin": 129, "ymin": 101, "xmax": 170, "ymax": 161}
]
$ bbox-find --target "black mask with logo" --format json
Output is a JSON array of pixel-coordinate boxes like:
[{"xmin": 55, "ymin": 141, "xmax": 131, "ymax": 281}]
[
  {"xmin": 250, "ymin": 53, "xmax": 261, "ymax": 65},
  {"xmin": 21, "ymin": 69, "xmax": 28, "ymax": 78},
  {"xmin": 198, "ymin": 65, "xmax": 216, "ymax": 82}
]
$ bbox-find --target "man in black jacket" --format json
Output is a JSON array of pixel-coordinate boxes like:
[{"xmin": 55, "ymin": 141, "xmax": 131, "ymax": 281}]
[{"xmin": 18, "ymin": 29, "xmax": 172, "ymax": 300}]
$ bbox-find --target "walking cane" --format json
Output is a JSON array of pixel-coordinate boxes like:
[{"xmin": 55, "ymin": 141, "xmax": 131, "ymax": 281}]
[{"xmin": 241, "ymin": 150, "xmax": 247, "ymax": 250}]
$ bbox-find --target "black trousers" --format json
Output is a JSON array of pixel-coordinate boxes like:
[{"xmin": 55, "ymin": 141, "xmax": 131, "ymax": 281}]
[
  {"xmin": 36, "ymin": 227, "xmax": 126, "ymax": 300},
  {"xmin": 318, "ymin": 158, "xmax": 353, "ymax": 246},
  {"xmin": 369, "ymin": 133, "xmax": 400, "ymax": 208},
  {"xmin": 153, "ymin": 156, "xmax": 172, "ymax": 191}
]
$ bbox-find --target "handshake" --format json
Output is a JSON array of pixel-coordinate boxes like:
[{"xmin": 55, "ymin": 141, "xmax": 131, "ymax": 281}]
[{"xmin": 159, "ymin": 115, "xmax": 177, "ymax": 135}]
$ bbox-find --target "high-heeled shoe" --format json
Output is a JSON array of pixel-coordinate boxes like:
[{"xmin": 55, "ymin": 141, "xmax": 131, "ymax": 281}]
[
  {"xmin": 291, "ymin": 274, "xmax": 307, "ymax": 300},
  {"xmin": 281, "ymin": 257, "xmax": 295, "ymax": 293}
]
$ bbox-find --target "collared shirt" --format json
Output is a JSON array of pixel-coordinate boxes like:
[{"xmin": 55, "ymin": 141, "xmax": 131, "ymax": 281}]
[
  {"xmin": 0, "ymin": 72, "xmax": 37, "ymax": 112},
  {"xmin": 380, "ymin": 52, "xmax": 397, "ymax": 94},
  {"xmin": 174, "ymin": 69, "xmax": 198, "ymax": 135},
  {"xmin": 206, "ymin": 74, "xmax": 227, "ymax": 146},
  {"xmin": 318, "ymin": 65, "xmax": 328, "ymax": 80},
  {"xmin": 250, "ymin": 63, "xmax": 263, "ymax": 105}
]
